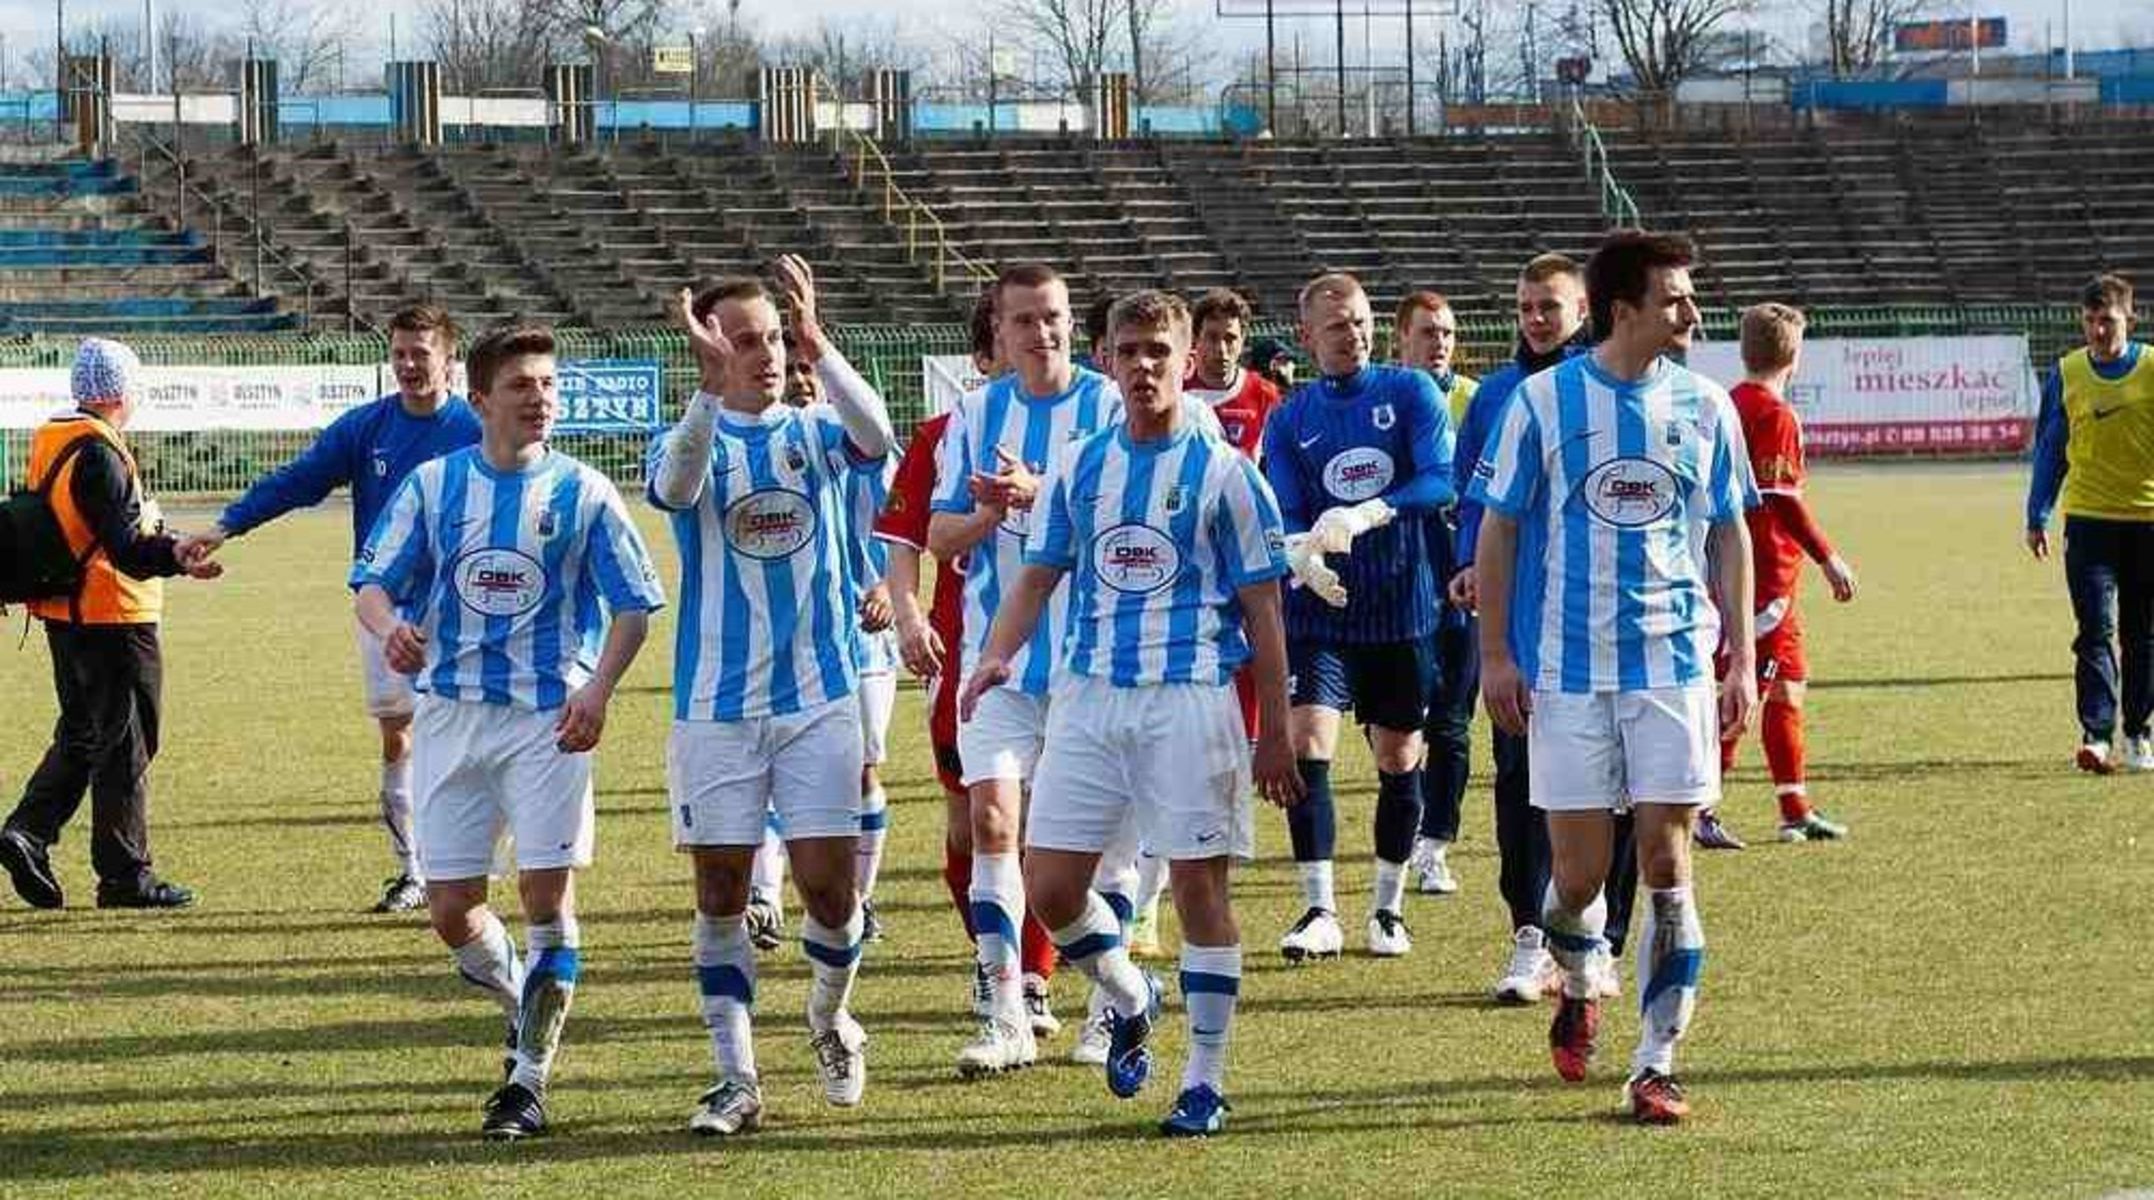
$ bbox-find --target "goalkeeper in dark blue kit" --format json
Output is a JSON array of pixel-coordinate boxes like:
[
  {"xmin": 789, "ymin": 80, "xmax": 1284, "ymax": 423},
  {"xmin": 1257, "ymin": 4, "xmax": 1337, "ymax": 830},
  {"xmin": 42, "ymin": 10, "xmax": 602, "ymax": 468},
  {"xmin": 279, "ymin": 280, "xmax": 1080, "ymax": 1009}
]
[{"xmin": 1261, "ymin": 273, "xmax": 1455, "ymax": 961}]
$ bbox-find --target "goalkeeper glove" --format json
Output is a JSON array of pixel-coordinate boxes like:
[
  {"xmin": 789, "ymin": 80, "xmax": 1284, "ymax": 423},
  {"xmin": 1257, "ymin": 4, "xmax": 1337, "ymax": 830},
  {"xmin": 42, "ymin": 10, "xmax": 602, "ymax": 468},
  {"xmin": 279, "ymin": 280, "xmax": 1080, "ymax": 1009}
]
[
  {"xmin": 1283, "ymin": 532, "xmax": 1348, "ymax": 608},
  {"xmin": 1308, "ymin": 498, "xmax": 1395, "ymax": 555}
]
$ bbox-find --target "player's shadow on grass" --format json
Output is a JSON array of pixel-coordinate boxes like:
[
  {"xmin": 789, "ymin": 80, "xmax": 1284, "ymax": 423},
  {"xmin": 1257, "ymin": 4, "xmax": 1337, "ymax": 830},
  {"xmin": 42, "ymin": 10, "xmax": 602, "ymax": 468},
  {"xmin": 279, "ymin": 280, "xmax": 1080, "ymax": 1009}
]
[
  {"xmin": 0, "ymin": 1114, "xmax": 1170, "ymax": 1180},
  {"xmin": 167, "ymin": 811, "xmax": 380, "ymax": 831},
  {"xmin": 1801, "ymin": 756, "xmax": 2055, "ymax": 782},
  {"xmin": 1810, "ymin": 671, "xmax": 2069, "ymax": 690},
  {"xmin": 0, "ymin": 1012, "xmax": 700, "ymax": 1065}
]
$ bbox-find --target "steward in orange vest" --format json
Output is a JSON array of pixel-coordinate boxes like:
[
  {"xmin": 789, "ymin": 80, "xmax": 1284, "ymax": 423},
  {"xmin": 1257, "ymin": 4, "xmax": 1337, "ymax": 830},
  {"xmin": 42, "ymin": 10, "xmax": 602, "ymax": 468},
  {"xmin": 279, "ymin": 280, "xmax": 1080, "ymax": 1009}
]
[{"xmin": 0, "ymin": 338, "xmax": 222, "ymax": 912}]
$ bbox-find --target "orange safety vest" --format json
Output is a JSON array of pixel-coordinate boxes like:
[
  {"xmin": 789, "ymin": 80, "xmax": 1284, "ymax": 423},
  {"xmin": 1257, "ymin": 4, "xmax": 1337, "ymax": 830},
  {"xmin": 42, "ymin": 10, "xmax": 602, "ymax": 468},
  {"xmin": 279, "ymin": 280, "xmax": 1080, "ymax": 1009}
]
[{"xmin": 25, "ymin": 413, "xmax": 164, "ymax": 625}]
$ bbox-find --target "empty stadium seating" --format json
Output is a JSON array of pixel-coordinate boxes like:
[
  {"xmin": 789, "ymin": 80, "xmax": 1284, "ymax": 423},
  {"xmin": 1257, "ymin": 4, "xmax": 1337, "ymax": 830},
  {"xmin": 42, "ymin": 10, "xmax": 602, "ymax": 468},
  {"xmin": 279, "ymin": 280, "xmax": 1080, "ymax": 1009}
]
[
  {"xmin": 0, "ymin": 154, "xmax": 293, "ymax": 335},
  {"xmin": 143, "ymin": 136, "xmax": 974, "ymax": 332},
  {"xmin": 91, "ymin": 113, "xmax": 2154, "ymax": 333},
  {"xmin": 1603, "ymin": 115, "xmax": 2154, "ymax": 309}
]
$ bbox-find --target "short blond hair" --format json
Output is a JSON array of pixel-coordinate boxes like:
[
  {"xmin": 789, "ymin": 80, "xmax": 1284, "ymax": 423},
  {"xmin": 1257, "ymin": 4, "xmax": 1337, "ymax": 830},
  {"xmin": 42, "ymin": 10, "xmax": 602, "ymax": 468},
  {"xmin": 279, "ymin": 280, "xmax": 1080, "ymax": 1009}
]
[
  {"xmin": 1739, "ymin": 302, "xmax": 1806, "ymax": 374},
  {"xmin": 1519, "ymin": 253, "xmax": 1582, "ymax": 286},
  {"xmin": 1297, "ymin": 272, "xmax": 1364, "ymax": 320}
]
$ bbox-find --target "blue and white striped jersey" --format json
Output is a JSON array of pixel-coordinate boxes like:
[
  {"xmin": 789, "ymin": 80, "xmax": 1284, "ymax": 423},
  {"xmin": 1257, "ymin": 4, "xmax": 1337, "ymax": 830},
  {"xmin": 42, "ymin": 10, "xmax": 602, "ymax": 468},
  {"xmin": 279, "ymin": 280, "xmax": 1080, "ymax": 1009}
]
[
  {"xmin": 931, "ymin": 367, "xmax": 1122, "ymax": 695},
  {"xmin": 349, "ymin": 446, "xmax": 665, "ymax": 711},
  {"xmin": 842, "ymin": 450, "xmax": 899, "ymax": 676},
  {"xmin": 1468, "ymin": 354, "xmax": 1758, "ymax": 694},
  {"xmin": 1027, "ymin": 421, "xmax": 1287, "ymax": 687},
  {"xmin": 648, "ymin": 404, "xmax": 885, "ymax": 721}
]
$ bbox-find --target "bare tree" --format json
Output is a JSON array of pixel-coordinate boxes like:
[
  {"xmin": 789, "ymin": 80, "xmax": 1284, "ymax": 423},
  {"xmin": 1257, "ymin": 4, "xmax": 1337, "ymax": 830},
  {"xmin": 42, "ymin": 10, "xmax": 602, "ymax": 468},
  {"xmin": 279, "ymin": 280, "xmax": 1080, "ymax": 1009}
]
[
  {"xmin": 422, "ymin": 0, "xmax": 555, "ymax": 93},
  {"xmin": 980, "ymin": 0, "xmax": 1204, "ymax": 102},
  {"xmin": 235, "ymin": 0, "xmax": 362, "ymax": 93},
  {"xmin": 1597, "ymin": 0, "xmax": 1753, "ymax": 94},
  {"xmin": 768, "ymin": 16, "xmax": 931, "ymax": 94},
  {"xmin": 991, "ymin": 0, "xmax": 1119, "ymax": 97},
  {"xmin": 1815, "ymin": 0, "xmax": 1924, "ymax": 77}
]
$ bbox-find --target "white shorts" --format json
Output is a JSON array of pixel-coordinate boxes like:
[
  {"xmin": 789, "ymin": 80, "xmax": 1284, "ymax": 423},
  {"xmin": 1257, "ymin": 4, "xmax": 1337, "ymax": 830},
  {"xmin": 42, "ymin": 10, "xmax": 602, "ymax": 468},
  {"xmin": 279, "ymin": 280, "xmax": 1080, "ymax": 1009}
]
[
  {"xmin": 957, "ymin": 686, "xmax": 1050, "ymax": 787},
  {"xmin": 356, "ymin": 619, "xmax": 416, "ymax": 719},
  {"xmin": 669, "ymin": 697, "xmax": 863, "ymax": 848},
  {"xmin": 411, "ymin": 694, "xmax": 594, "ymax": 880},
  {"xmin": 1028, "ymin": 675, "xmax": 1254, "ymax": 861},
  {"xmin": 857, "ymin": 669, "xmax": 897, "ymax": 767},
  {"xmin": 1527, "ymin": 686, "xmax": 1720, "ymax": 812}
]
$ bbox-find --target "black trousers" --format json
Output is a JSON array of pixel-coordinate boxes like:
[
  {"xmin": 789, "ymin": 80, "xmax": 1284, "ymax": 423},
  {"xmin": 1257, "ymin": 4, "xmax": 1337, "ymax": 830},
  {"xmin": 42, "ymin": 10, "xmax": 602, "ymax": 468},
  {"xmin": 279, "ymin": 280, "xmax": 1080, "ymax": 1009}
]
[
  {"xmin": 8, "ymin": 622, "xmax": 161, "ymax": 887},
  {"xmin": 2063, "ymin": 515, "xmax": 2154, "ymax": 742}
]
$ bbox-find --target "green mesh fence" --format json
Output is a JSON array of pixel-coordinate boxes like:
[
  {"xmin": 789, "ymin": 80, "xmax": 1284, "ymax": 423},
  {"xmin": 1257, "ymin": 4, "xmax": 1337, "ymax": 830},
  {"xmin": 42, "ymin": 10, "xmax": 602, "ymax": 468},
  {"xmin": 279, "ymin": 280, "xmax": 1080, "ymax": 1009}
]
[{"xmin": 0, "ymin": 304, "xmax": 2104, "ymax": 498}]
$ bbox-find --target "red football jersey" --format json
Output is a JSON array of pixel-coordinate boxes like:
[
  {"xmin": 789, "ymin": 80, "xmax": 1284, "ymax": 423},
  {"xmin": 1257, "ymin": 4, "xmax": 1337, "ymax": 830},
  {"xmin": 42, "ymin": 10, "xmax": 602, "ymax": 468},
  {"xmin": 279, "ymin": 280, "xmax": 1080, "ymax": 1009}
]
[
  {"xmin": 1186, "ymin": 368, "xmax": 1280, "ymax": 460},
  {"xmin": 1732, "ymin": 381, "xmax": 1811, "ymax": 605},
  {"xmin": 872, "ymin": 412, "xmax": 966, "ymax": 657}
]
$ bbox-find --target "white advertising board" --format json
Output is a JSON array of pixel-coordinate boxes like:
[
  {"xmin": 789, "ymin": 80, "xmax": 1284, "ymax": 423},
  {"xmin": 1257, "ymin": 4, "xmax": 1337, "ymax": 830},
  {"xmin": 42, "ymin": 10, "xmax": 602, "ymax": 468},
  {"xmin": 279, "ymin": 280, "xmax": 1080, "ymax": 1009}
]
[{"xmin": 1684, "ymin": 334, "xmax": 2037, "ymax": 457}]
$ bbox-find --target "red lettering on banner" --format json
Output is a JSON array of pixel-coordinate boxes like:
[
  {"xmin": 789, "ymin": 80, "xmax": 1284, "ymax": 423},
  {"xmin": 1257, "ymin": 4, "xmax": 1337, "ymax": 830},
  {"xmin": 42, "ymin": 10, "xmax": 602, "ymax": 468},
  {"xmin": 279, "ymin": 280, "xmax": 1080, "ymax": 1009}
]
[{"xmin": 1806, "ymin": 419, "xmax": 2032, "ymax": 458}]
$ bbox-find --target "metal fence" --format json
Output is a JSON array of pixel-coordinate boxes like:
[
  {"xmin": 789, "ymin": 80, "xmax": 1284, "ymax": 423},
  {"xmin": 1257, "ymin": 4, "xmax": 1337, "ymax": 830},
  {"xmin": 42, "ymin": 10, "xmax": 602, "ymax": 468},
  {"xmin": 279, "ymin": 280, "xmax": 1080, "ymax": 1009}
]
[{"xmin": 0, "ymin": 304, "xmax": 2103, "ymax": 498}]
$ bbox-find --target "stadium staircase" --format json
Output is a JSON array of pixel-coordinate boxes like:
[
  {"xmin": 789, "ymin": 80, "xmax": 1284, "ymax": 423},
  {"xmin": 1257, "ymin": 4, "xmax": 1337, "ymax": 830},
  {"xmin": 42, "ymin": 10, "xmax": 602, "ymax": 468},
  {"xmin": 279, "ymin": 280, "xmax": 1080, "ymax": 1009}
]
[{"xmin": 0, "ymin": 153, "xmax": 292, "ymax": 336}]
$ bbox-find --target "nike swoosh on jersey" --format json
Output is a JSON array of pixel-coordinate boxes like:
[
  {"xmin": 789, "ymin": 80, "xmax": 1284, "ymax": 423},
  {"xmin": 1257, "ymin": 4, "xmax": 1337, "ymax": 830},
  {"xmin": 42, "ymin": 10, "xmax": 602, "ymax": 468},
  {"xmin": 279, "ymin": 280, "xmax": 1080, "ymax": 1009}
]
[
  {"xmin": 1297, "ymin": 435, "xmax": 1322, "ymax": 450},
  {"xmin": 2092, "ymin": 405, "xmax": 2124, "ymax": 420}
]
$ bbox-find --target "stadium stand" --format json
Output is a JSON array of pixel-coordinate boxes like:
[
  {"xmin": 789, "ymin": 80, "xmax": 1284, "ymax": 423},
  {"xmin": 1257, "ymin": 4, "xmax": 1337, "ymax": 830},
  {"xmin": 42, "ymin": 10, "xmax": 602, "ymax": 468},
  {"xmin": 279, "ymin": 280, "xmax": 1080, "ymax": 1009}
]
[
  {"xmin": 139, "ymin": 137, "xmax": 975, "ymax": 331},
  {"xmin": 99, "ymin": 114, "xmax": 2154, "ymax": 332},
  {"xmin": 0, "ymin": 153, "xmax": 292, "ymax": 336},
  {"xmin": 1604, "ymin": 116, "xmax": 2154, "ymax": 309}
]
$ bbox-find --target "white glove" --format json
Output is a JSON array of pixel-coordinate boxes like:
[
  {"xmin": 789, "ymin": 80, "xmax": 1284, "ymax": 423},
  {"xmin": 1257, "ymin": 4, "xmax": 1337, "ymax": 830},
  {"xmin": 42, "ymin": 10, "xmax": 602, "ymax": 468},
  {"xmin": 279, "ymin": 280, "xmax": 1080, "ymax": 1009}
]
[
  {"xmin": 1308, "ymin": 498, "xmax": 1395, "ymax": 555},
  {"xmin": 1283, "ymin": 532, "xmax": 1349, "ymax": 608}
]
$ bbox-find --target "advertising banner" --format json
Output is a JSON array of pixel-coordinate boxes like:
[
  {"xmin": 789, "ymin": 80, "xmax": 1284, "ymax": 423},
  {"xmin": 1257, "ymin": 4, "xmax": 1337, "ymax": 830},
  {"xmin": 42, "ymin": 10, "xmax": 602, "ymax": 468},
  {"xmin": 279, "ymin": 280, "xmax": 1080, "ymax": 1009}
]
[
  {"xmin": 0, "ymin": 359, "xmax": 665, "ymax": 434},
  {"xmin": 1684, "ymin": 335, "xmax": 2037, "ymax": 457}
]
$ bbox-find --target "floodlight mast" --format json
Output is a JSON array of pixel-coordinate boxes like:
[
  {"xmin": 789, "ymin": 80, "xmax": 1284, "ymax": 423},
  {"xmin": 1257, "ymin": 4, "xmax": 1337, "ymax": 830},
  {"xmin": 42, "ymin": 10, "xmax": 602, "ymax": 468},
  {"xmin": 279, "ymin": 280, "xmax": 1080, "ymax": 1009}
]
[{"xmin": 1215, "ymin": 0, "xmax": 1454, "ymax": 137}]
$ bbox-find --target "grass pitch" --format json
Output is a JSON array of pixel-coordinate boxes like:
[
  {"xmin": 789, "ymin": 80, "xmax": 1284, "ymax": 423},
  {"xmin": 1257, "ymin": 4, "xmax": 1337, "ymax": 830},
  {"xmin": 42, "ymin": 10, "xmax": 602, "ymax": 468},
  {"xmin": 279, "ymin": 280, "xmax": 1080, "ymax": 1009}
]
[{"xmin": 0, "ymin": 462, "xmax": 2148, "ymax": 1198}]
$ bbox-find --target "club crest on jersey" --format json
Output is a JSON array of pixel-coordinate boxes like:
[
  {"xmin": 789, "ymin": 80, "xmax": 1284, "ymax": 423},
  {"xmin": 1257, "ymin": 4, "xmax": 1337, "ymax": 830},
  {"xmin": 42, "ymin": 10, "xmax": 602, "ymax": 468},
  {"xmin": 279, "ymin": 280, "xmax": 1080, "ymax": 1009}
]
[
  {"xmin": 452, "ymin": 548, "xmax": 548, "ymax": 617},
  {"xmin": 1372, "ymin": 403, "xmax": 1395, "ymax": 430},
  {"xmin": 1164, "ymin": 484, "xmax": 1187, "ymax": 514},
  {"xmin": 724, "ymin": 488, "xmax": 818, "ymax": 559},
  {"xmin": 785, "ymin": 446, "xmax": 808, "ymax": 474},
  {"xmin": 1664, "ymin": 421, "xmax": 1685, "ymax": 446},
  {"xmin": 1093, "ymin": 523, "xmax": 1182, "ymax": 595},
  {"xmin": 1322, "ymin": 446, "xmax": 1395, "ymax": 502},
  {"xmin": 371, "ymin": 453, "xmax": 389, "ymax": 478},
  {"xmin": 1580, "ymin": 456, "xmax": 1680, "ymax": 528},
  {"xmin": 536, "ymin": 509, "xmax": 558, "ymax": 538}
]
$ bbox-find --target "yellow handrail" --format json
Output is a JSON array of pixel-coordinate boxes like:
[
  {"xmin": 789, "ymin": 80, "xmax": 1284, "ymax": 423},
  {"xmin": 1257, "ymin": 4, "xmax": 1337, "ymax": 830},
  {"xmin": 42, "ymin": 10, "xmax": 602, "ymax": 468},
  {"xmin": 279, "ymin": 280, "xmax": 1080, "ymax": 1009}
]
[{"xmin": 827, "ymin": 123, "xmax": 994, "ymax": 294}]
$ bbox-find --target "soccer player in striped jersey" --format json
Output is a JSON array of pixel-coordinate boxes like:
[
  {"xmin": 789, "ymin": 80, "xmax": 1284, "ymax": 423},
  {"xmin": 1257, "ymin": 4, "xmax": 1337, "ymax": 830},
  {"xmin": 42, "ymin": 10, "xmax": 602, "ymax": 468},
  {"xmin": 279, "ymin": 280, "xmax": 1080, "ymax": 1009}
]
[
  {"xmin": 1262, "ymin": 272, "xmax": 1455, "ymax": 962},
  {"xmin": 1471, "ymin": 231, "xmax": 1759, "ymax": 1125},
  {"xmin": 1715, "ymin": 303, "xmax": 1858, "ymax": 843},
  {"xmin": 742, "ymin": 337, "xmax": 903, "ymax": 948},
  {"xmin": 350, "ymin": 324, "xmax": 664, "ymax": 1140},
  {"xmin": 928, "ymin": 262, "xmax": 1125, "ymax": 1076},
  {"xmin": 1117, "ymin": 287, "xmax": 1284, "ymax": 959},
  {"xmin": 1395, "ymin": 290, "xmax": 1477, "ymax": 899},
  {"xmin": 2026, "ymin": 272, "xmax": 2154, "ymax": 774},
  {"xmin": 200, "ymin": 305, "xmax": 479, "ymax": 914},
  {"xmin": 1452, "ymin": 254, "xmax": 1632, "ymax": 1003},
  {"xmin": 959, "ymin": 289, "xmax": 1301, "ymax": 1137},
  {"xmin": 877, "ymin": 294, "xmax": 1069, "ymax": 1035},
  {"xmin": 647, "ymin": 258, "xmax": 894, "ymax": 1137},
  {"xmin": 841, "ymin": 449, "xmax": 901, "ymax": 938}
]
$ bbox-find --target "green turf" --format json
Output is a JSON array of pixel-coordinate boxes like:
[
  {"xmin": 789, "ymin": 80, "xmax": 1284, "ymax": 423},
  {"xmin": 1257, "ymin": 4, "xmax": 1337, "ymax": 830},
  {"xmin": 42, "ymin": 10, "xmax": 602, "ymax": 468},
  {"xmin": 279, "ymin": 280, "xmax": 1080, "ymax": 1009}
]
[{"xmin": 0, "ymin": 462, "xmax": 2148, "ymax": 1198}]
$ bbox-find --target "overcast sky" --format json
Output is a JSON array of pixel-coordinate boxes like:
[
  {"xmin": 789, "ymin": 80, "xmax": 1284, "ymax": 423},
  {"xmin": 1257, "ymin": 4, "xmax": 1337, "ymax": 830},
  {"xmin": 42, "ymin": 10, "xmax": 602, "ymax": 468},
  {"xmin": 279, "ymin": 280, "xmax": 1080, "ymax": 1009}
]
[{"xmin": 0, "ymin": 0, "xmax": 2142, "ymax": 87}]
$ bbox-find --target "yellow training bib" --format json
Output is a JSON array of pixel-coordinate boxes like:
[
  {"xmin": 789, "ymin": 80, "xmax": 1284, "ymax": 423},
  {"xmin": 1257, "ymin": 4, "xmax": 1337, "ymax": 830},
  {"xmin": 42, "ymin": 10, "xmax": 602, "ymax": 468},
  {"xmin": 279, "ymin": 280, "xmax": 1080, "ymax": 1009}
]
[{"xmin": 2060, "ymin": 346, "xmax": 2154, "ymax": 521}]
